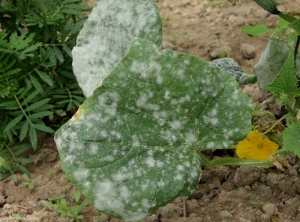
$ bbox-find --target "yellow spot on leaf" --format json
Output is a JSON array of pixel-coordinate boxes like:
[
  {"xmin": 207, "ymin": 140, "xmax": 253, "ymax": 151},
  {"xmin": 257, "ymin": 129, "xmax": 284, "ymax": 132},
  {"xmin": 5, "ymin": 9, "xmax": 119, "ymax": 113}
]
[
  {"xmin": 71, "ymin": 109, "xmax": 82, "ymax": 121},
  {"xmin": 236, "ymin": 131, "xmax": 279, "ymax": 161}
]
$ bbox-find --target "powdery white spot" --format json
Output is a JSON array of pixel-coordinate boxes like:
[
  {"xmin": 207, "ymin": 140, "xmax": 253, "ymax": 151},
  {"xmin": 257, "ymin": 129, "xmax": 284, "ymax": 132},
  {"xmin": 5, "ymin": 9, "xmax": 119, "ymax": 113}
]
[
  {"xmin": 177, "ymin": 165, "xmax": 185, "ymax": 171},
  {"xmin": 132, "ymin": 135, "xmax": 140, "ymax": 146},
  {"xmin": 170, "ymin": 120, "xmax": 182, "ymax": 130},
  {"xmin": 175, "ymin": 174, "xmax": 184, "ymax": 181},
  {"xmin": 90, "ymin": 143, "xmax": 99, "ymax": 155},
  {"xmin": 185, "ymin": 131, "xmax": 197, "ymax": 144},
  {"xmin": 207, "ymin": 142, "xmax": 215, "ymax": 149},
  {"xmin": 145, "ymin": 156, "xmax": 155, "ymax": 167},
  {"xmin": 94, "ymin": 180, "xmax": 149, "ymax": 221},
  {"xmin": 64, "ymin": 155, "xmax": 76, "ymax": 165},
  {"xmin": 161, "ymin": 130, "xmax": 178, "ymax": 145},
  {"xmin": 157, "ymin": 180, "xmax": 166, "ymax": 188},
  {"xmin": 164, "ymin": 90, "xmax": 171, "ymax": 100},
  {"xmin": 176, "ymin": 68, "xmax": 185, "ymax": 79},
  {"xmin": 98, "ymin": 92, "xmax": 120, "ymax": 119},
  {"xmin": 73, "ymin": 169, "xmax": 89, "ymax": 182}
]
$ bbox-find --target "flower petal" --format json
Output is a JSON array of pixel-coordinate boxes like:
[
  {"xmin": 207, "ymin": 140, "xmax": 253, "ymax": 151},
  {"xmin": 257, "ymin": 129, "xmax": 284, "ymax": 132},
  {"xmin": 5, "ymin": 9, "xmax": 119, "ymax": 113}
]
[{"xmin": 246, "ymin": 131, "xmax": 264, "ymax": 144}]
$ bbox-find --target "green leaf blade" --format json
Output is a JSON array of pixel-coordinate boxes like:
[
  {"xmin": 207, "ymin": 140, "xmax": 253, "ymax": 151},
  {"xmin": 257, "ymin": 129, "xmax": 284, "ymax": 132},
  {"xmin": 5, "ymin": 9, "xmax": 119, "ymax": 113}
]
[
  {"xmin": 24, "ymin": 98, "xmax": 51, "ymax": 112},
  {"xmin": 241, "ymin": 24, "xmax": 268, "ymax": 36},
  {"xmin": 266, "ymin": 48, "xmax": 300, "ymax": 105},
  {"xmin": 4, "ymin": 114, "xmax": 24, "ymax": 132},
  {"xmin": 282, "ymin": 122, "xmax": 300, "ymax": 156},
  {"xmin": 55, "ymin": 39, "xmax": 252, "ymax": 220}
]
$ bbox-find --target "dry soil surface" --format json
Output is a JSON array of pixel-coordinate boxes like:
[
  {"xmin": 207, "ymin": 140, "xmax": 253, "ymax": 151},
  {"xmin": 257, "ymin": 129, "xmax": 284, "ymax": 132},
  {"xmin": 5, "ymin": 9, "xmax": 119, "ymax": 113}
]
[{"xmin": 1, "ymin": 0, "xmax": 300, "ymax": 222}]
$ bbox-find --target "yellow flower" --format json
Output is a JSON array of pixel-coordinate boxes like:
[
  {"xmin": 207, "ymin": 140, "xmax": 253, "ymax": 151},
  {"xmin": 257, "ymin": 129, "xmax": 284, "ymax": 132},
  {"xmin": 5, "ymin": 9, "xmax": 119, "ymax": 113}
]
[{"xmin": 236, "ymin": 131, "xmax": 279, "ymax": 160}]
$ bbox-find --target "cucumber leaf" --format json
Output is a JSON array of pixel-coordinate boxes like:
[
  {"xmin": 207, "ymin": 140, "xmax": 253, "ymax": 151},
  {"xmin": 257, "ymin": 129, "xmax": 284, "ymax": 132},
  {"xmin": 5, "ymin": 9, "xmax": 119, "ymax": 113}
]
[
  {"xmin": 55, "ymin": 39, "xmax": 252, "ymax": 221},
  {"xmin": 72, "ymin": 0, "xmax": 162, "ymax": 97}
]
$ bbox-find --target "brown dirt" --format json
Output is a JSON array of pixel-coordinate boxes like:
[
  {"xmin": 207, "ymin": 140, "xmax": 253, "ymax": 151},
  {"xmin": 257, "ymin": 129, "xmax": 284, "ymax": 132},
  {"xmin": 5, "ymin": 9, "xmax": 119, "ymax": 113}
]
[{"xmin": 1, "ymin": 0, "xmax": 300, "ymax": 222}]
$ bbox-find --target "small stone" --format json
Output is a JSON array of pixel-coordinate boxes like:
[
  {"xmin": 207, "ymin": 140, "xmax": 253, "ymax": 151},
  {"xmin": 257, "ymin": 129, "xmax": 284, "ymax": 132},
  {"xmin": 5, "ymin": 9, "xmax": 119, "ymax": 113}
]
[
  {"xmin": 208, "ymin": 40, "xmax": 231, "ymax": 59},
  {"xmin": 261, "ymin": 203, "xmax": 277, "ymax": 216},
  {"xmin": 240, "ymin": 44, "xmax": 256, "ymax": 59},
  {"xmin": 234, "ymin": 167, "xmax": 262, "ymax": 187},
  {"xmin": 220, "ymin": 210, "xmax": 232, "ymax": 218},
  {"xmin": 260, "ymin": 213, "xmax": 271, "ymax": 222},
  {"xmin": 0, "ymin": 194, "xmax": 5, "ymax": 205},
  {"xmin": 267, "ymin": 173, "xmax": 284, "ymax": 188},
  {"xmin": 144, "ymin": 214, "xmax": 158, "ymax": 222}
]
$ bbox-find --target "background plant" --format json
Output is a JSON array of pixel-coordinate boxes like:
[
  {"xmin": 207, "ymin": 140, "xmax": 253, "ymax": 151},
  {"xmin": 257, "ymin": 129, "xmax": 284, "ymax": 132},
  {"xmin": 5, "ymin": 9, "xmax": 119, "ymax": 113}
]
[{"xmin": 0, "ymin": 0, "xmax": 90, "ymax": 179}]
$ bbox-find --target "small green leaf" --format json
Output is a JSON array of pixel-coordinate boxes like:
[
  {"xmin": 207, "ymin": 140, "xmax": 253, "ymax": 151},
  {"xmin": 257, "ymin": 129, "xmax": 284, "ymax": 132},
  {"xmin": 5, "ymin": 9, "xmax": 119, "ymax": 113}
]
[
  {"xmin": 282, "ymin": 122, "xmax": 300, "ymax": 156},
  {"xmin": 28, "ymin": 111, "xmax": 53, "ymax": 119},
  {"xmin": 289, "ymin": 19, "xmax": 300, "ymax": 34},
  {"xmin": 12, "ymin": 213, "xmax": 22, "ymax": 220},
  {"xmin": 20, "ymin": 121, "xmax": 29, "ymax": 141},
  {"xmin": 23, "ymin": 173, "xmax": 30, "ymax": 181},
  {"xmin": 16, "ymin": 158, "xmax": 34, "ymax": 164},
  {"xmin": 53, "ymin": 46, "xmax": 65, "ymax": 63},
  {"xmin": 241, "ymin": 24, "xmax": 269, "ymax": 36},
  {"xmin": 4, "ymin": 114, "xmax": 24, "ymax": 132},
  {"xmin": 33, "ymin": 124, "xmax": 54, "ymax": 133},
  {"xmin": 29, "ymin": 125, "xmax": 37, "ymax": 149},
  {"xmin": 30, "ymin": 75, "xmax": 42, "ymax": 92},
  {"xmin": 266, "ymin": 48, "xmax": 300, "ymax": 105},
  {"xmin": 24, "ymin": 98, "xmax": 51, "ymax": 112},
  {"xmin": 36, "ymin": 70, "xmax": 53, "ymax": 86},
  {"xmin": 0, "ymin": 157, "xmax": 12, "ymax": 172}
]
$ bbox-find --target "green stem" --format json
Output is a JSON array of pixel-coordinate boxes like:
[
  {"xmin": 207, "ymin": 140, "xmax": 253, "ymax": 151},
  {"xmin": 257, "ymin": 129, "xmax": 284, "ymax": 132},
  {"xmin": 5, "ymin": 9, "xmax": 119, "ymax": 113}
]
[
  {"xmin": 198, "ymin": 152, "xmax": 274, "ymax": 168},
  {"xmin": 263, "ymin": 115, "xmax": 286, "ymax": 135},
  {"xmin": 252, "ymin": 110, "xmax": 276, "ymax": 120}
]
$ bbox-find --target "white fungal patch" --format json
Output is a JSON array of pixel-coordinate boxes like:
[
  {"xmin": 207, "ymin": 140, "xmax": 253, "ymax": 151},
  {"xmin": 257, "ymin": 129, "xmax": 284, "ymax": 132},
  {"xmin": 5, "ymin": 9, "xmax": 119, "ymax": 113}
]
[
  {"xmin": 164, "ymin": 90, "xmax": 171, "ymax": 100},
  {"xmin": 98, "ymin": 91, "xmax": 120, "ymax": 118},
  {"xmin": 176, "ymin": 68, "xmax": 185, "ymax": 79},
  {"xmin": 161, "ymin": 130, "xmax": 178, "ymax": 145},
  {"xmin": 136, "ymin": 92, "xmax": 159, "ymax": 111},
  {"xmin": 170, "ymin": 120, "xmax": 182, "ymax": 130},
  {"xmin": 177, "ymin": 165, "xmax": 185, "ymax": 171},
  {"xmin": 73, "ymin": 169, "xmax": 89, "ymax": 182},
  {"xmin": 132, "ymin": 135, "xmax": 140, "ymax": 146},
  {"xmin": 207, "ymin": 142, "xmax": 215, "ymax": 149},
  {"xmin": 72, "ymin": 0, "xmax": 161, "ymax": 98},
  {"xmin": 185, "ymin": 131, "xmax": 197, "ymax": 144},
  {"xmin": 145, "ymin": 156, "xmax": 155, "ymax": 168},
  {"xmin": 90, "ymin": 143, "xmax": 99, "ymax": 155},
  {"xmin": 64, "ymin": 155, "xmax": 76, "ymax": 165}
]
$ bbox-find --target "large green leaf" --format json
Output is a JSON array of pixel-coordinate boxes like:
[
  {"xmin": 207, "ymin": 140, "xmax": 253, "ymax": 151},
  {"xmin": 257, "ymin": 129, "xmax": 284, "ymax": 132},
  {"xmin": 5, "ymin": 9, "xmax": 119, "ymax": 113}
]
[
  {"xmin": 55, "ymin": 39, "xmax": 252, "ymax": 221},
  {"xmin": 254, "ymin": 38, "xmax": 300, "ymax": 92},
  {"xmin": 282, "ymin": 122, "xmax": 300, "ymax": 156},
  {"xmin": 72, "ymin": 0, "xmax": 162, "ymax": 97}
]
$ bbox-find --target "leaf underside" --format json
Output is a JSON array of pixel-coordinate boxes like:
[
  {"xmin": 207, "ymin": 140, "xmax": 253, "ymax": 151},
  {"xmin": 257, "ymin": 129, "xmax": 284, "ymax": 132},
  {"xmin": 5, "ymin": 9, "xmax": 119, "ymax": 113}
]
[
  {"xmin": 254, "ymin": 38, "xmax": 300, "ymax": 92},
  {"xmin": 55, "ymin": 39, "xmax": 252, "ymax": 221},
  {"xmin": 72, "ymin": 0, "xmax": 162, "ymax": 97}
]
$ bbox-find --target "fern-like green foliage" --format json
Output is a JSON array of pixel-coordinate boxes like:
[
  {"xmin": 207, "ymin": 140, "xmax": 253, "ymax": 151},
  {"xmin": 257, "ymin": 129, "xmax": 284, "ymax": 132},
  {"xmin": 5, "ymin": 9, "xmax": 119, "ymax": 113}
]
[{"xmin": 0, "ymin": 0, "xmax": 90, "ymax": 179}]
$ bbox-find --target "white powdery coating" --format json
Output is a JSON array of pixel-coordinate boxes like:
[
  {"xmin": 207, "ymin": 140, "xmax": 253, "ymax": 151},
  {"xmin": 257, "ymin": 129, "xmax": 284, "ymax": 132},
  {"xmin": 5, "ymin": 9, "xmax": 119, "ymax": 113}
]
[
  {"xmin": 94, "ymin": 181, "xmax": 148, "ymax": 221},
  {"xmin": 73, "ymin": 169, "xmax": 89, "ymax": 182},
  {"xmin": 185, "ymin": 131, "xmax": 197, "ymax": 144},
  {"xmin": 72, "ymin": 0, "xmax": 161, "ymax": 97}
]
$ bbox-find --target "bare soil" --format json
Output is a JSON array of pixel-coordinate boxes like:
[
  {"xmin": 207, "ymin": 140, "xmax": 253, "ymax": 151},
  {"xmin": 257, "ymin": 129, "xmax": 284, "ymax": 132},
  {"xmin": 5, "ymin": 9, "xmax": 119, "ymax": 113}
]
[{"xmin": 1, "ymin": 0, "xmax": 300, "ymax": 222}]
